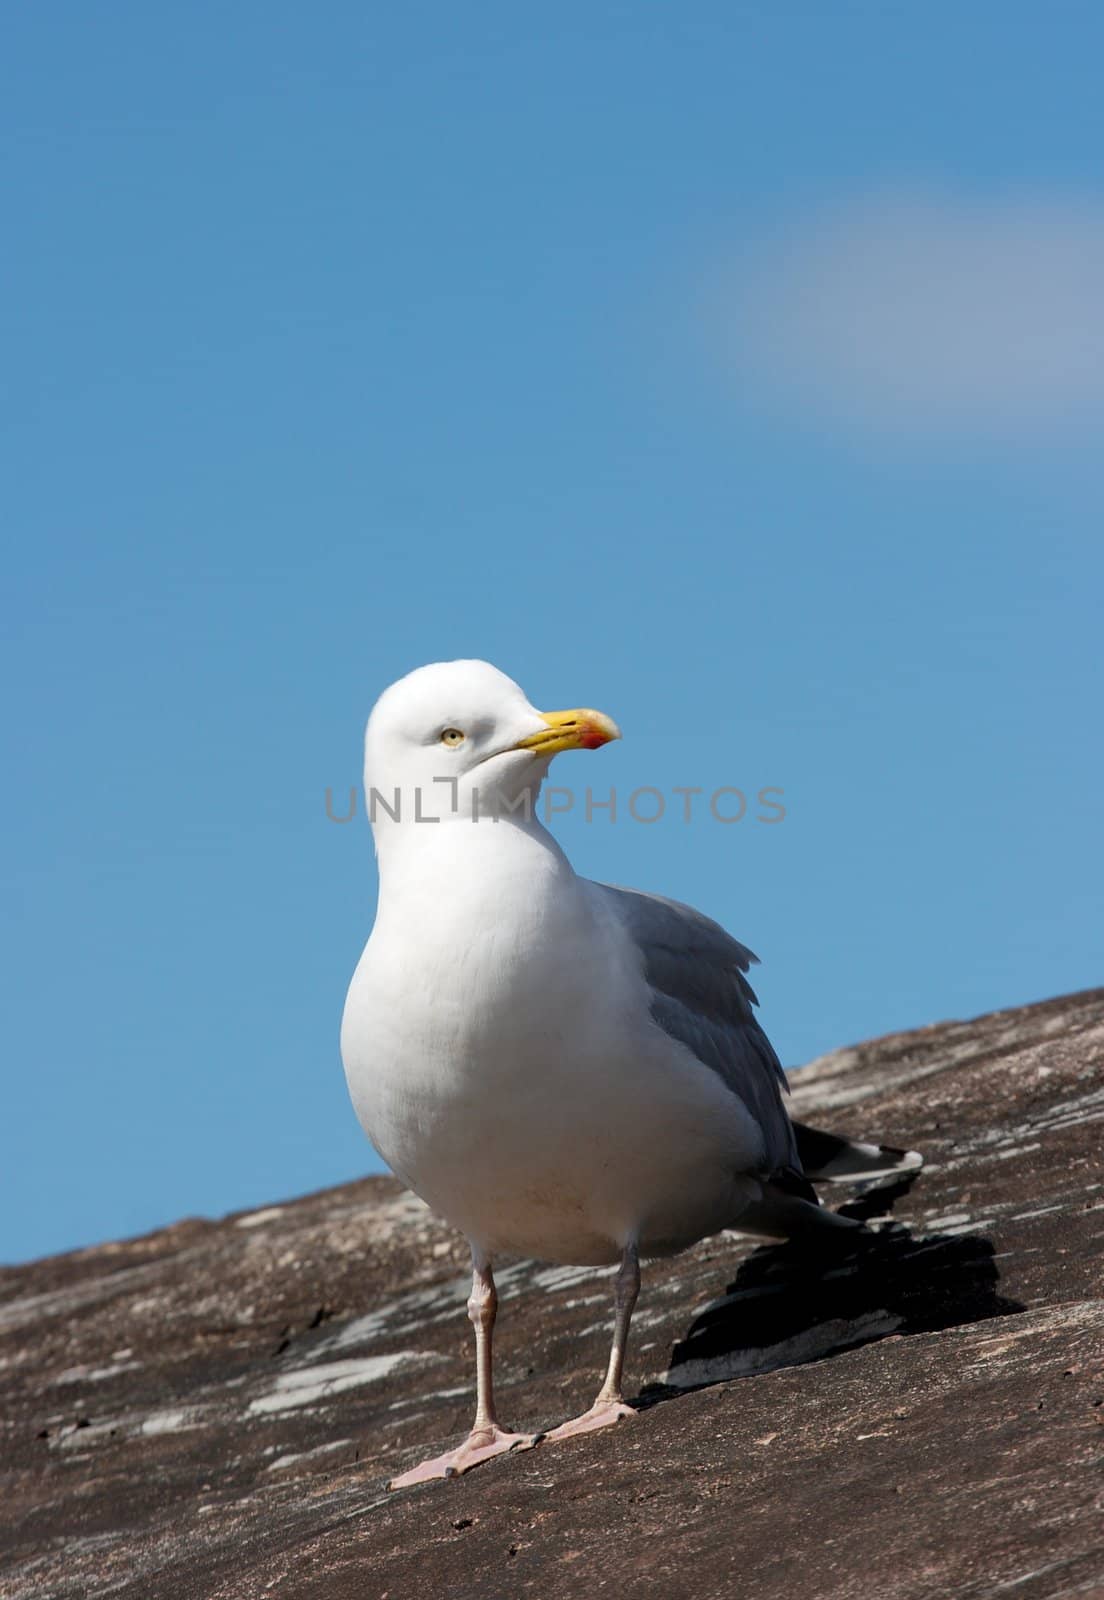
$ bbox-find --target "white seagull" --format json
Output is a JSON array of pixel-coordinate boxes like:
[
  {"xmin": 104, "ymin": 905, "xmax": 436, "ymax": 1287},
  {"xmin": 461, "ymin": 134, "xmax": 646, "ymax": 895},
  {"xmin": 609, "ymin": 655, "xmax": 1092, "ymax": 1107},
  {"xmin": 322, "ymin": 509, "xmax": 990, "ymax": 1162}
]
[{"xmin": 341, "ymin": 660, "xmax": 920, "ymax": 1488}]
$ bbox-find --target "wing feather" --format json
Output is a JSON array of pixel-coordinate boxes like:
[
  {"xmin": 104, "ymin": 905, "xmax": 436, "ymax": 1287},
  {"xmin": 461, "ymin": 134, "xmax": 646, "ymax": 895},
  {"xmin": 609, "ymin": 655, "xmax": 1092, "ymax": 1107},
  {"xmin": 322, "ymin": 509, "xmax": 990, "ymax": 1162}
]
[{"xmin": 594, "ymin": 882, "xmax": 800, "ymax": 1177}]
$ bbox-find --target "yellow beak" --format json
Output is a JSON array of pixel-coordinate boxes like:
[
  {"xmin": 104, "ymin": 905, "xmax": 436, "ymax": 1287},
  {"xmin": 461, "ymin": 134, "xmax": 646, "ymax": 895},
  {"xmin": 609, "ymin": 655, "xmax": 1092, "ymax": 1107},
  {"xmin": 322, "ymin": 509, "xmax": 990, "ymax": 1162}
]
[{"xmin": 514, "ymin": 707, "xmax": 622, "ymax": 758}]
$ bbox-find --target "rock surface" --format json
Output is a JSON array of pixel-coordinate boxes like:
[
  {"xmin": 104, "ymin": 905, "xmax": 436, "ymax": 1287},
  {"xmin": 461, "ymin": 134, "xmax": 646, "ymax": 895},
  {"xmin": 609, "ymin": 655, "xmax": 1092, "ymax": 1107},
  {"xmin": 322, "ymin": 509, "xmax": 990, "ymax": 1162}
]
[{"xmin": 2, "ymin": 989, "xmax": 1103, "ymax": 1600}]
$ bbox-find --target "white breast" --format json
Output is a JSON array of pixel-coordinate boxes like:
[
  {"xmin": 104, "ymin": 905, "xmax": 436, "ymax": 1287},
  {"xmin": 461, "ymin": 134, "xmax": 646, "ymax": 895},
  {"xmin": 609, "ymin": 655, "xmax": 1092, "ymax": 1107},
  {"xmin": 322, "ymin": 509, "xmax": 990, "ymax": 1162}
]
[{"xmin": 341, "ymin": 822, "xmax": 763, "ymax": 1263}]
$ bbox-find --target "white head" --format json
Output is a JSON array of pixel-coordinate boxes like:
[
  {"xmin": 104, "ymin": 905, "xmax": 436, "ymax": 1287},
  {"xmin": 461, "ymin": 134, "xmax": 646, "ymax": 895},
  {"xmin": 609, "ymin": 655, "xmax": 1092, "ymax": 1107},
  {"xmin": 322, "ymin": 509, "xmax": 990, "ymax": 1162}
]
[{"xmin": 363, "ymin": 660, "xmax": 619, "ymax": 842}]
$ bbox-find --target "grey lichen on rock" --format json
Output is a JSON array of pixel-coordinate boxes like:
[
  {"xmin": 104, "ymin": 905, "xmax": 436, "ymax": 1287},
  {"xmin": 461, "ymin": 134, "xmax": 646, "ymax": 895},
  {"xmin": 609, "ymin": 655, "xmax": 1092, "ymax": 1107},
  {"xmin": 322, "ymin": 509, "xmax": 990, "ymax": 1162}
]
[{"xmin": 2, "ymin": 989, "xmax": 1103, "ymax": 1599}]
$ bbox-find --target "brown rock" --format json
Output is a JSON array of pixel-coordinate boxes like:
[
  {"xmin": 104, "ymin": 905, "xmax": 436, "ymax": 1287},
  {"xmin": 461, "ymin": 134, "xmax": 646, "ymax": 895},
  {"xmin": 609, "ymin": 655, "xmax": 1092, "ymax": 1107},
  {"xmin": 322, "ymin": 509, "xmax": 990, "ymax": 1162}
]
[{"xmin": 2, "ymin": 989, "xmax": 1103, "ymax": 1599}]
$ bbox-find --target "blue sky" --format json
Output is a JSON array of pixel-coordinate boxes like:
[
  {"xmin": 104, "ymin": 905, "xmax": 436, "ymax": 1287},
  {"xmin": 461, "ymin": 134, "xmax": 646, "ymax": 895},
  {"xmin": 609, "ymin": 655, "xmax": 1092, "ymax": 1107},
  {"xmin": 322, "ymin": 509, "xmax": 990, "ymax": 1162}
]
[{"xmin": 3, "ymin": 3, "xmax": 1102, "ymax": 1263}]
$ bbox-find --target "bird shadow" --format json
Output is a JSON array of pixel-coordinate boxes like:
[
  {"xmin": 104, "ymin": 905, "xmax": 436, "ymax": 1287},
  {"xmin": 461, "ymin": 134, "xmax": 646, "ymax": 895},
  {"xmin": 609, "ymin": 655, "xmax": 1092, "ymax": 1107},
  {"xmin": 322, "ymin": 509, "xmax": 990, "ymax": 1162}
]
[{"xmin": 637, "ymin": 1177, "xmax": 1024, "ymax": 1406}]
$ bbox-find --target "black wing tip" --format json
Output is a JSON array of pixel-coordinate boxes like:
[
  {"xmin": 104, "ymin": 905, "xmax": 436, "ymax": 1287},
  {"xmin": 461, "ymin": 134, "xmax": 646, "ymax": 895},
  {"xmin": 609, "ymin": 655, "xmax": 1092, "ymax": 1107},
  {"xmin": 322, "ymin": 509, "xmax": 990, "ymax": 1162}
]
[
  {"xmin": 877, "ymin": 1142, "xmax": 924, "ymax": 1172},
  {"xmin": 793, "ymin": 1122, "xmax": 924, "ymax": 1183}
]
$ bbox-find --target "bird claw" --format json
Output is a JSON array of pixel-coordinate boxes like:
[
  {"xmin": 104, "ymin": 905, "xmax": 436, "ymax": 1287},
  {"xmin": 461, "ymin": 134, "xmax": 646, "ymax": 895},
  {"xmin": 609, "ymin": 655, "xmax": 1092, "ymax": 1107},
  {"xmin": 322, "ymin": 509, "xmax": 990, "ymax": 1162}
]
[
  {"xmin": 388, "ymin": 1424, "xmax": 537, "ymax": 1489},
  {"xmin": 542, "ymin": 1399, "xmax": 636, "ymax": 1442}
]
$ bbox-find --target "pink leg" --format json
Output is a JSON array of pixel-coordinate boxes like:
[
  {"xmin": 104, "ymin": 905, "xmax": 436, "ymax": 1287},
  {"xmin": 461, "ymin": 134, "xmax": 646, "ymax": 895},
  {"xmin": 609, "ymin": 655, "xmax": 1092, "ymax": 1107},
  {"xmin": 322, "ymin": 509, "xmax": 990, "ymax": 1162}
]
[
  {"xmin": 388, "ymin": 1253, "xmax": 536, "ymax": 1489},
  {"xmin": 543, "ymin": 1243, "xmax": 640, "ymax": 1443}
]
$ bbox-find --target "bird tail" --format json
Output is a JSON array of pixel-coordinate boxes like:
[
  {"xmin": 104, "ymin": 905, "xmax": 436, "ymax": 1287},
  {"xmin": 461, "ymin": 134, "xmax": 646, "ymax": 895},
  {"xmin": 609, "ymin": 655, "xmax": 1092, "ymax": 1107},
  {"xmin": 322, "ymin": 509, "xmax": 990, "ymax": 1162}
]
[
  {"xmin": 792, "ymin": 1120, "xmax": 923, "ymax": 1184},
  {"xmin": 733, "ymin": 1123, "xmax": 923, "ymax": 1242}
]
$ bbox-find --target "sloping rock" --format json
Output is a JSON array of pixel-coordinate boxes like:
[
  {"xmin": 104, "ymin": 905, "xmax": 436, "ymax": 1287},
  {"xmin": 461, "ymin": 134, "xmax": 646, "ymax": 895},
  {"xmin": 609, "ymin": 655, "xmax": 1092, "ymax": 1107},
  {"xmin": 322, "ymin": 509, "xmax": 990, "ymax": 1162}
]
[{"xmin": 2, "ymin": 989, "xmax": 1102, "ymax": 1600}]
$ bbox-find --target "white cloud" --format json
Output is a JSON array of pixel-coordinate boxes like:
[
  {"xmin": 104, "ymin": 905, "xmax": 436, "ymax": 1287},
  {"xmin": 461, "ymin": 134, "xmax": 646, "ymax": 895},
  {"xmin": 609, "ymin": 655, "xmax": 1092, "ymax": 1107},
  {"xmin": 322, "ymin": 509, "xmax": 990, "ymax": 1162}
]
[{"xmin": 717, "ymin": 193, "xmax": 1104, "ymax": 442}]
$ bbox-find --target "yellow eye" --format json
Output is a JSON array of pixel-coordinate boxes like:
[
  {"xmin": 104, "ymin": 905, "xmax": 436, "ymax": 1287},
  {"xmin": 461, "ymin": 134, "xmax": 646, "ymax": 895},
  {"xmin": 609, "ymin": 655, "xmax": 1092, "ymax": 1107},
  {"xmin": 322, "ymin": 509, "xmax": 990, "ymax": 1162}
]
[{"xmin": 440, "ymin": 727, "xmax": 465, "ymax": 747}]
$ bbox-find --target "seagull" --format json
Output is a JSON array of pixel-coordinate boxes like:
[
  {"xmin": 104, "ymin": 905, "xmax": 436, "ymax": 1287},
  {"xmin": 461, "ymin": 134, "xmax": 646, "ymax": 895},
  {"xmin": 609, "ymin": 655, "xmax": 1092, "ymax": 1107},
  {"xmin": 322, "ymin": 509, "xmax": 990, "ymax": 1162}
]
[{"xmin": 341, "ymin": 660, "xmax": 920, "ymax": 1489}]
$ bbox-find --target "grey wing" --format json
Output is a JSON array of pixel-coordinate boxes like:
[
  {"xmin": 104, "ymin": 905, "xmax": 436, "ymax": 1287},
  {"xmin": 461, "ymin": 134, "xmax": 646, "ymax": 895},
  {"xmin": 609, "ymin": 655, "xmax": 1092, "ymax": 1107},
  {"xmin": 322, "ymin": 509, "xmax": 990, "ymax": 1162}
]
[{"xmin": 595, "ymin": 882, "xmax": 802, "ymax": 1180}]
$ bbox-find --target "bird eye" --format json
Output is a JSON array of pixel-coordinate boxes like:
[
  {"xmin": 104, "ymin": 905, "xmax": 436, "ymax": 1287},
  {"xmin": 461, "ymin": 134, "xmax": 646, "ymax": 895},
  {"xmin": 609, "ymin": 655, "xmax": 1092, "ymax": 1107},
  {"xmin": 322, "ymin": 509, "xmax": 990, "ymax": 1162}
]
[{"xmin": 440, "ymin": 727, "xmax": 466, "ymax": 747}]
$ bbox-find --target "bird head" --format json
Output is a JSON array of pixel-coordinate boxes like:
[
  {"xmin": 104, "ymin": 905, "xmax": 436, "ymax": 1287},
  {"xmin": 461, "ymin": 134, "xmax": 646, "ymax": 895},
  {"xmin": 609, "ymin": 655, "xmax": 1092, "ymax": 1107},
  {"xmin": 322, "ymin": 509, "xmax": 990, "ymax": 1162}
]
[{"xmin": 362, "ymin": 659, "xmax": 620, "ymax": 835}]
